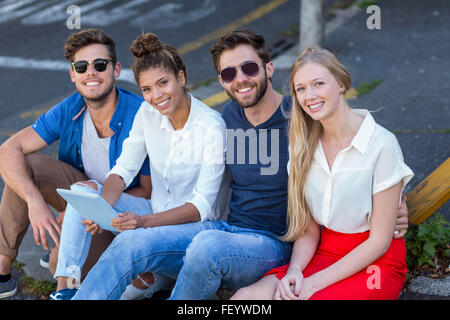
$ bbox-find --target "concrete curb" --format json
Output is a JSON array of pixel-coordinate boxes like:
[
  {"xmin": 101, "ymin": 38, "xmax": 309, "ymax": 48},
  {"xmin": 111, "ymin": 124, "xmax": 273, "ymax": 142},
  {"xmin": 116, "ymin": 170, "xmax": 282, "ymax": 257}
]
[{"xmin": 407, "ymin": 276, "xmax": 450, "ymax": 297}]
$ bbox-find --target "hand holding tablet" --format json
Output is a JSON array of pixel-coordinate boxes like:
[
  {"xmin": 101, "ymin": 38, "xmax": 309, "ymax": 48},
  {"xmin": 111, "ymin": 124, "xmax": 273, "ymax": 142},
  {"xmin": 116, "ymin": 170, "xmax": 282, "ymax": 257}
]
[{"xmin": 56, "ymin": 188, "xmax": 119, "ymax": 232}]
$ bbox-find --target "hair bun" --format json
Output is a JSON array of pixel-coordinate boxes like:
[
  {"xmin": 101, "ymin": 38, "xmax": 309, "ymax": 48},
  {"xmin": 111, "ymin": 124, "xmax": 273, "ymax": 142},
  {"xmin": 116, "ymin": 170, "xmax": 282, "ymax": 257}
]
[{"xmin": 130, "ymin": 33, "xmax": 163, "ymax": 57}]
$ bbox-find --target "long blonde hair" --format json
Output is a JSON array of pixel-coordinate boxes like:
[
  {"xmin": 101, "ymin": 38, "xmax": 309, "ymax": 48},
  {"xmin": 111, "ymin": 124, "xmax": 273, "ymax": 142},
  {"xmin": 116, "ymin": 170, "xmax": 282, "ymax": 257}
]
[{"xmin": 282, "ymin": 46, "xmax": 351, "ymax": 242}]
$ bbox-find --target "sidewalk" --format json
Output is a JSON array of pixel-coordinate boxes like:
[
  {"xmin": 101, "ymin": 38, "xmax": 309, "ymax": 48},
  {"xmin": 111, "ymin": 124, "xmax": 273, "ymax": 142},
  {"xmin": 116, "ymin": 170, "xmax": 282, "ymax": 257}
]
[{"xmin": 3, "ymin": 0, "xmax": 449, "ymax": 300}]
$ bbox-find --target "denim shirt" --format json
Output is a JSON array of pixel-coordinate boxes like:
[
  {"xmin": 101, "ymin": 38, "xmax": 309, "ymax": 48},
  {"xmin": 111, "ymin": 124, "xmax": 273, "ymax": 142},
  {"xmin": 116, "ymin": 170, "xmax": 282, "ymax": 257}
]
[{"xmin": 32, "ymin": 87, "xmax": 150, "ymax": 190}]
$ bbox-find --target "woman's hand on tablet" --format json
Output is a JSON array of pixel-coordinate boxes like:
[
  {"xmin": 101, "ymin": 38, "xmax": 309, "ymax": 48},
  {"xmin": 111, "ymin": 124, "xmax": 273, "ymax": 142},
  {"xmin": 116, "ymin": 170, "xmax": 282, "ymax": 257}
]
[{"xmin": 111, "ymin": 212, "xmax": 142, "ymax": 232}]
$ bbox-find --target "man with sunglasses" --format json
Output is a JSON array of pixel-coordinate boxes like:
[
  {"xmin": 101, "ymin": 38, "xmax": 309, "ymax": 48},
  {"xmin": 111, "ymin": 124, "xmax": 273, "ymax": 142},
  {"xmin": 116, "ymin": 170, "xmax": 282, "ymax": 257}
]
[
  {"xmin": 0, "ymin": 28, "xmax": 150, "ymax": 299},
  {"xmin": 167, "ymin": 29, "xmax": 293, "ymax": 299}
]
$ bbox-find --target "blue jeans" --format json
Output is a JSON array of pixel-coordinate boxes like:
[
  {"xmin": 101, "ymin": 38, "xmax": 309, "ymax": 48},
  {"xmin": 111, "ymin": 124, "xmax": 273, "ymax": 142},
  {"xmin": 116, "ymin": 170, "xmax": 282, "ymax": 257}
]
[
  {"xmin": 54, "ymin": 181, "xmax": 153, "ymax": 284},
  {"xmin": 72, "ymin": 220, "xmax": 291, "ymax": 300}
]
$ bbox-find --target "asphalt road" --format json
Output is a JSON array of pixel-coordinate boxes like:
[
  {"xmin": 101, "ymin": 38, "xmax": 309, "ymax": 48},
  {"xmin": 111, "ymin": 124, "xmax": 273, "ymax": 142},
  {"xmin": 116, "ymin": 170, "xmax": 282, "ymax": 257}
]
[{"xmin": 0, "ymin": 0, "xmax": 300, "ymax": 122}]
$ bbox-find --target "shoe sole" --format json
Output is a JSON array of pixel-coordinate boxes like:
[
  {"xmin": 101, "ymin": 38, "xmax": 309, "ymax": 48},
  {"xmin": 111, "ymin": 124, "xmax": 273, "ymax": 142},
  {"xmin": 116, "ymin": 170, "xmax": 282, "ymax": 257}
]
[{"xmin": 0, "ymin": 286, "xmax": 18, "ymax": 299}]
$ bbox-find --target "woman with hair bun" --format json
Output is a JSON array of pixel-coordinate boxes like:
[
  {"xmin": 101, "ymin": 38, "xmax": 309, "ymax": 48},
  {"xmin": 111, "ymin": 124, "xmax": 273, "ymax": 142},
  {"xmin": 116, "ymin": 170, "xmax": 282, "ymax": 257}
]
[
  {"xmin": 231, "ymin": 46, "xmax": 413, "ymax": 300},
  {"xmin": 76, "ymin": 33, "xmax": 227, "ymax": 299}
]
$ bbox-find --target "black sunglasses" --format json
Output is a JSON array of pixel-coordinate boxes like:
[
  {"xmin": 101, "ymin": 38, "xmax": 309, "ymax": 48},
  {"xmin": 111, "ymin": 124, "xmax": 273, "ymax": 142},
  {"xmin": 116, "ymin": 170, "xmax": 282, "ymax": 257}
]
[
  {"xmin": 220, "ymin": 61, "xmax": 260, "ymax": 83},
  {"xmin": 71, "ymin": 58, "xmax": 114, "ymax": 73}
]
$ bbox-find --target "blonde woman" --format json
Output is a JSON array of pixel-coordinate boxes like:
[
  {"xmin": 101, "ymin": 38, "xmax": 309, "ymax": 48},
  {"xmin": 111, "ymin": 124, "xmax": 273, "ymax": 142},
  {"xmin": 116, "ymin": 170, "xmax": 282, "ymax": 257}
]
[{"xmin": 231, "ymin": 46, "xmax": 413, "ymax": 300}]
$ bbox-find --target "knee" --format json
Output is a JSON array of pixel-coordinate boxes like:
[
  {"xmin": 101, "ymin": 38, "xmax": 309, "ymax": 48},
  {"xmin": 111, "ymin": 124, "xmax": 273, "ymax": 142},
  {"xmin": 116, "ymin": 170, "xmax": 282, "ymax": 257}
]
[
  {"xmin": 24, "ymin": 152, "xmax": 40, "ymax": 164},
  {"xmin": 108, "ymin": 229, "xmax": 151, "ymax": 258},
  {"xmin": 110, "ymin": 230, "xmax": 134, "ymax": 250},
  {"xmin": 73, "ymin": 180, "xmax": 98, "ymax": 191},
  {"xmin": 184, "ymin": 231, "xmax": 224, "ymax": 268},
  {"xmin": 24, "ymin": 153, "xmax": 46, "ymax": 173}
]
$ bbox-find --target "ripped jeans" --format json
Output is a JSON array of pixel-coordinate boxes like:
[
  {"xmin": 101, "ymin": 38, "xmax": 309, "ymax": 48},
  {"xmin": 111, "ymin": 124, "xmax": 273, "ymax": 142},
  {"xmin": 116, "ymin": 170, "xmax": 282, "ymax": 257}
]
[
  {"xmin": 72, "ymin": 220, "xmax": 292, "ymax": 300},
  {"xmin": 54, "ymin": 181, "xmax": 153, "ymax": 285}
]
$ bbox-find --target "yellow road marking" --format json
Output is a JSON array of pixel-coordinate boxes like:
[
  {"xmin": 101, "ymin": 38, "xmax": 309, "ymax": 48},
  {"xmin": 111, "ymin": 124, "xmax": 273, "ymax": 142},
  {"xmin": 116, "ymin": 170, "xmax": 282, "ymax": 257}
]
[
  {"xmin": 202, "ymin": 90, "xmax": 229, "ymax": 107},
  {"xmin": 0, "ymin": 130, "xmax": 15, "ymax": 138},
  {"xmin": 18, "ymin": 91, "xmax": 75, "ymax": 120},
  {"xmin": 179, "ymin": 0, "xmax": 289, "ymax": 55},
  {"xmin": 19, "ymin": 106, "xmax": 50, "ymax": 119}
]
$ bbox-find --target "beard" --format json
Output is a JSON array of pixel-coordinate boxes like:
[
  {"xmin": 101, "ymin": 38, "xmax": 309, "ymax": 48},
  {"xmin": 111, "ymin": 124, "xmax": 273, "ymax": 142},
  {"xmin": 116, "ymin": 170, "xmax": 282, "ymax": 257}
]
[
  {"xmin": 77, "ymin": 76, "xmax": 116, "ymax": 105},
  {"xmin": 225, "ymin": 69, "xmax": 268, "ymax": 109}
]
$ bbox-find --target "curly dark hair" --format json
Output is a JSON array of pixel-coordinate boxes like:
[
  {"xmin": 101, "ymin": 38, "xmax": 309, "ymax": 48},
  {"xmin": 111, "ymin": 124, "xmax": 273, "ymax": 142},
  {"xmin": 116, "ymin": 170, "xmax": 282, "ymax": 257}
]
[{"xmin": 130, "ymin": 32, "xmax": 187, "ymax": 85}]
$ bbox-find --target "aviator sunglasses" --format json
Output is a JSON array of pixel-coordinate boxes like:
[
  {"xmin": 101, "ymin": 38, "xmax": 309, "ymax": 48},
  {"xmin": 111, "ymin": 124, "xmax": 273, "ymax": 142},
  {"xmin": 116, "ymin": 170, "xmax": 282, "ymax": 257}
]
[
  {"xmin": 71, "ymin": 58, "xmax": 114, "ymax": 73},
  {"xmin": 220, "ymin": 61, "xmax": 260, "ymax": 83}
]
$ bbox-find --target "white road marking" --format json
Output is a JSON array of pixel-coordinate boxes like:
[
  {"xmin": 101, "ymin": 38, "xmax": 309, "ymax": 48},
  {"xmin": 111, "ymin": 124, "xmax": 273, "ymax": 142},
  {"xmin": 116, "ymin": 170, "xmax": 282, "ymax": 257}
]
[
  {"xmin": 131, "ymin": 0, "xmax": 217, "ymax": 29},
  {"xmin": 82, "ymin": 0, "xmax": 150, "ymax": 26},
  {"xmin": 0, "ymin": 55, "xmax": 135, "ymax": 84},
  {"xmin": 0, "ymin": 0, "xmax": 39, "ymax": 14},
  {"xmin": 0, "ymin": 0, "xmax": 217, "ymax": 28},
  {"xmin": 22, "ymin": 0, "xmax": 116, "ymax": 25},
  {"xmin": 0, "ymin": 0, "xmax": 51, "ymax": 24}
]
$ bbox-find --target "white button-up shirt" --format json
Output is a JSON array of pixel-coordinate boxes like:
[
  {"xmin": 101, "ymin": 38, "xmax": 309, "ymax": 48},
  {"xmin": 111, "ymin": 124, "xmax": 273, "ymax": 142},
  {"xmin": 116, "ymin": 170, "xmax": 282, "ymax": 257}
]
[
  {"xmin": 109, "ymin": 95, "xmax": 226, "ymax": 221},
  {"xmin": 294, "ymin": 109, "xmax": 413, "ymax": 233}
]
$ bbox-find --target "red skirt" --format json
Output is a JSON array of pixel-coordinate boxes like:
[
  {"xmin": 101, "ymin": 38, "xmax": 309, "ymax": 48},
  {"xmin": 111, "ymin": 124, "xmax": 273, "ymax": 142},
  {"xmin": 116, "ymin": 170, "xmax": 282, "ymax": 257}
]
[{"xmin": 265, "ymin": 227, "xmax": 407, "ymax": 300}]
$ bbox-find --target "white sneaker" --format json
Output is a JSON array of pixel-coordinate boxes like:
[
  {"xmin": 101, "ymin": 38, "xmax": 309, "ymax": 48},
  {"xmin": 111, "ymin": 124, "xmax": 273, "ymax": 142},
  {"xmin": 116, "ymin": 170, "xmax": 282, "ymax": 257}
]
[
  {"xmin": 120, "ymin": 283, "xmax": 149, "ymax": 300},
  {"xmin": 39, "ymin": 249, "xmax": 51, "ymax": 269},
  {"xmin": 119, "ymin": 274, "xmax": 174, "ymax": 300}
]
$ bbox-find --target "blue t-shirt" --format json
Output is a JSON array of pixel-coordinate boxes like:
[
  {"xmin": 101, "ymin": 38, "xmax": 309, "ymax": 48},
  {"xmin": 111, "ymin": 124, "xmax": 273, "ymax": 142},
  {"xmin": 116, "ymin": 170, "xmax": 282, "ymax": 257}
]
[
  {"xmin": 222, "ymin": 96, "xmax": 291, "ymax": 237},
  {"xmin": 32, "ymin": 87, "xmax": 150, "ymax": 190}
]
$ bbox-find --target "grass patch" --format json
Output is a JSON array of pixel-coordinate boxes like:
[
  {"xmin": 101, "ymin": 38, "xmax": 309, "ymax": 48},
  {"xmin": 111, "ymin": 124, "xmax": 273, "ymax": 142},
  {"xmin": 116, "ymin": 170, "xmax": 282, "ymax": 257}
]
[
  {"xmin": 433, "ymin": 128, "xmax": 450, "ymax": 134},
  {"xmin": 355, "ymin": 79, "xmax": 383, "ymax": 96},
  {"xmin": 331, "ymin": 0, "xmax": 357, "ymax": 10},
  {"xmin": 393, "ymin": 128, "xmax": 450, "ymax": 134},
  {"xmin": 281, "ymin": 25, "xmax": 298, "ymax": 38},
  {"xmin": 405, "ymin": 213, "xmax": 450, "ymax": 278},
  {"xmin": 189, "ymin": 77, "xmax": 218, "ymax": 91},
  {"xmin": 274, "ymin": 88, "xmax": 285, "ymax": 95},
  {"xmin": 12, "ymin": 261, "xmax": 25, "ymax": 273},
  {"xmin": 20, "ymin": 276, "xmax": 56, "ymax": 300},
  {"xmin": 356, "ymin": 0, "xmax": 379, "ymax": 8},
  {"xmin": 344, "ymin": 79, "xmax": 383, "ymax": 100}
]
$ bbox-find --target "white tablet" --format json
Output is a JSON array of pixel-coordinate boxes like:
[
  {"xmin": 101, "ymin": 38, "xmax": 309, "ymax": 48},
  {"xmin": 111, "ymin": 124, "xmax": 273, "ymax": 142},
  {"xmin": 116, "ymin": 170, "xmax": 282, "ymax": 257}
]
[{"xmin": 57, "ymin": 188, "xmax": 119, "ymax": 232}]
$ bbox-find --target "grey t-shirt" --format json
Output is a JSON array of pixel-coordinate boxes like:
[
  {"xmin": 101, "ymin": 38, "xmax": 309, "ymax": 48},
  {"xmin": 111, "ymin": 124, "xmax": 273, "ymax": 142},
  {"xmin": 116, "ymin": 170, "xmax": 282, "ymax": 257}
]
[{"xmin": 81, "ymin": 109, "xmax": 111, "ymax": 185}]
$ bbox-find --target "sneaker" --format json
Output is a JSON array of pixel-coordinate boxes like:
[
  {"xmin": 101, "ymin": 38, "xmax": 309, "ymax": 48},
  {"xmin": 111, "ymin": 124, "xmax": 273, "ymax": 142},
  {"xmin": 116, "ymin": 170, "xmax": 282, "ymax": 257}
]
[
  {"xmin": 0, "ymin": 276, "xmax": 17, "ymax": 299},
  {"xmin": 120, "ymin": 284, "xmax": 149, "ymax": 300},
  {"xmin": 49, "ymin": 288, "xmax": 77, "ymax": 300},
  {"xmin": 120, "ymin": 274, "xmax": 173, "ymax": 300},
  {"xmin": 39, "ymin": 249, "xmax": 51, "ymax": 269}
]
